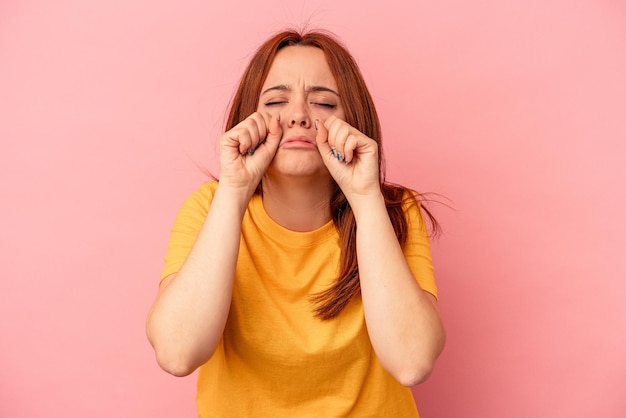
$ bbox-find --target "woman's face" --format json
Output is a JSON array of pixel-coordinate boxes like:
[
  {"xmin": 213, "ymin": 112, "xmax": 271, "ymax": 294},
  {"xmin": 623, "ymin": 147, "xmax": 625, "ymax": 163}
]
[{"xmin": 257, "ymin": 45, "xmax": 345, "ymax": 178}]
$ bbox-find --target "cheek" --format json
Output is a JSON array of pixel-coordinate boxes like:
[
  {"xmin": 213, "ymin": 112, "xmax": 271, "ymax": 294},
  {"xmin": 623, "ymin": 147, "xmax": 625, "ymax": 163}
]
[
  {"xmin": 258, "ymin": 106, "xmax": 280, "ymax": 119},
  {"xmin": 328, "ymin": 102, "xmax": 346, "ymax": 122},
  {"xmin": 312, "ymin": 106, "xmax": 345, "ymax": 123}
]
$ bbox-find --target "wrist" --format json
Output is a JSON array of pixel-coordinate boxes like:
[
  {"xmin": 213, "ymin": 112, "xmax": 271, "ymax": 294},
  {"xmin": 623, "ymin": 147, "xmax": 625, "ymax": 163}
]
[
  {"xmin": 214, "ymin": 182, "xmax": 256, "ymax": 215},
  {"xmin": 349, "ymin": 191, "xmax": 387, "ymax": 222}
]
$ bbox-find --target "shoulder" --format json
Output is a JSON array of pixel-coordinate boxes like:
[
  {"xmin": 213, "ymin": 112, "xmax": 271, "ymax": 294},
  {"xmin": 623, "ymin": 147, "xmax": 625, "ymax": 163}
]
[
  {"xmin": 381, "ymin": 183, "xmax": 433, "ymax": 239},
  {"xmin": 191, "ymin": 180, "xmax": 220, "ymax": 203},
  {"xmin": 401, "ymin": 190, "xmax": 426, "ymax": 229},
  {"xmin": 179, "ymin": 180, "xmax": 220, "ymax": 212},
  {"xmin": 382, "ymin": 183, "xmax": 422, "ymax": 218}
]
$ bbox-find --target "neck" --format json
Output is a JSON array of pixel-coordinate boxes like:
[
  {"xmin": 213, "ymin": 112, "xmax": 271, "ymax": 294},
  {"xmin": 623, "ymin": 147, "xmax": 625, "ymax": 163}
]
[{"xmin": 260, "ymin": 174, "xmax": 334, "ymax": 232}]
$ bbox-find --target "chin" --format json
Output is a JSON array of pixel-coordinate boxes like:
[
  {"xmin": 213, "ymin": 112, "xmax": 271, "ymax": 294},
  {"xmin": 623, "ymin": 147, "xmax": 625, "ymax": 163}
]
[{"xmin": 268, "ymin": 152, "xmax": 329, "ymax": 178}]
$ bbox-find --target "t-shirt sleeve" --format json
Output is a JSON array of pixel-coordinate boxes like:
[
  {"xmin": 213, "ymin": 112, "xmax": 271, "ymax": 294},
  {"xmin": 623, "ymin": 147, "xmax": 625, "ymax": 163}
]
[
  {"xmin": 159, "ymin": 182, "xmax": 218, "ymax": 284},
  {"xmin": 402, "ymin": 194, "xmax": 438, "ymax": 300}
]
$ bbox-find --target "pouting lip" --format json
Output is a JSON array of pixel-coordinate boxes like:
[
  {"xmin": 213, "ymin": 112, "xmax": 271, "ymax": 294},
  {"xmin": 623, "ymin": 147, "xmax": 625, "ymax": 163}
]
[{"xmin": 281, "ymin": 136, "xmax": 317, "ymax": 146}]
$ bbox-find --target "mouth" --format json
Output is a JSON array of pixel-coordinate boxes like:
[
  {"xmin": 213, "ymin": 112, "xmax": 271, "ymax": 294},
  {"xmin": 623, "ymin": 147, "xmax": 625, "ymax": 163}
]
[{"xmin": 280, "ymin": 136, "xmax": 317, "ymax": 149}]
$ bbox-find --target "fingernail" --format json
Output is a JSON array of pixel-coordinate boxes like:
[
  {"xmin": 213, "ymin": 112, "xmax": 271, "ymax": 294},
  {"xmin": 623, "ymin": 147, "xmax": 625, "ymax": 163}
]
[
  {"xmin": 331, "ymin": 148, "xmax": 336, "ymax": 157},
  {"xmin": 337, "ymin": 152, "xmax": 342, "ymax": 161},
  {"xmin": 314, "ymin": 119, "xmax": 318, "ymax": 130}
]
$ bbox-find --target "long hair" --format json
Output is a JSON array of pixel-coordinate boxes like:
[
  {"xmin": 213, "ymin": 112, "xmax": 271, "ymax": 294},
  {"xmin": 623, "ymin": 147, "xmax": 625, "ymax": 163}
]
[{"xmin": 225, "ymin": 29, "xmax": 439, "ymax": 319}]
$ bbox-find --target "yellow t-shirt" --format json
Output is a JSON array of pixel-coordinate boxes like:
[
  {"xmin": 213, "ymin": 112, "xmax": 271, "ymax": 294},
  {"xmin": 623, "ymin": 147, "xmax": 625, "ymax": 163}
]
[{"xmin": 161, "ymin": 181, "xmax": 437, "ymax": 417}]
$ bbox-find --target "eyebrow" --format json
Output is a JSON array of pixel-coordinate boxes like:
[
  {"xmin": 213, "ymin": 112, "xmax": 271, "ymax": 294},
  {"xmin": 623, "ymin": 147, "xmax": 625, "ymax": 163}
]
[{"xmin": 261, "ymin": 85, "xmax": 340, "ymax": 97}]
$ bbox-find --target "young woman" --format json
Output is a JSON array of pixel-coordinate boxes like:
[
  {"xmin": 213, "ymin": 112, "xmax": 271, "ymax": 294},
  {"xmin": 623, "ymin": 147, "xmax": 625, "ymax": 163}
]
[{"xmin": 147, "ymin": 29, "xmax": 446, "ymax": 417}]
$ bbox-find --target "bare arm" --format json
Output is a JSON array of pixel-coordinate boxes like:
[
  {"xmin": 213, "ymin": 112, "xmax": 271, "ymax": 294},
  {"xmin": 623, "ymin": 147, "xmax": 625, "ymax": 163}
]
[
  {"xmin": 146, "ymin": 112, "xmax": 281, "ymax": 376},
  {"xmin": 352, "ymin": 194, "xmax": 446, "ymax": 386},
  {"xmin": 316, "ymin": 116, "xmax": 446, "ymax": 386},
  {"xmin": 146, "ymin": 185, "xmax": 250, "ymax": 376}
]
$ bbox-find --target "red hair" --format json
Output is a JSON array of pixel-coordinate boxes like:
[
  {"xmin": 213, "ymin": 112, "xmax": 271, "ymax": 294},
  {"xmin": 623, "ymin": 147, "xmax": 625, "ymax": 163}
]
[{"xmin": 226, "ymin": 29, "xmax": 438, "ymax": 319}]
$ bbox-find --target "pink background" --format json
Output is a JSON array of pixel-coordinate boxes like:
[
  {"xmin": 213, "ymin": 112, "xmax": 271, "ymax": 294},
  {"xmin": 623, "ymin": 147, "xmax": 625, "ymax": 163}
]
[{"xmin": 1, "ymin": 0, "xmax": 625, "ymax": 416}]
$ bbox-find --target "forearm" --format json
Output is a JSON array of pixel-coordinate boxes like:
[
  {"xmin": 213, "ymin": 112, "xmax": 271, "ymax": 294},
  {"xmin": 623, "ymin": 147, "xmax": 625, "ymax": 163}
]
[
  {"xmin": 352, "ymin": 193, "xmax": 445, "ymax": 386},
  {"xmin": 146, "ymin": 185, "xmax": 251, "ymax": 376}
]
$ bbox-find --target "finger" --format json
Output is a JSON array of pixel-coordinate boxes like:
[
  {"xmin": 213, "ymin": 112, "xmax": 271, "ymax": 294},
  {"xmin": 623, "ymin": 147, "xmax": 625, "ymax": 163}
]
[
  {"xmin": 327, "ymin": 121, "xmax": 351, "ymax": 163},
  {"xmin": 244, "ymin": 113, "xmax": 266, "ymax": 155},
  {"xmin": 262, "ymin": 113, "xmax": 282, "ymax": 156},
  {"xmin": 233, "ymin": 127, "xmax": 253, "ymax": 155},
  {"xmin": 314, "ymin": 118, "xmax": 333, "ymax": 160},
  {"xmin": 342, "ymin": 134, "xmax": 358, "ymax": 164}
]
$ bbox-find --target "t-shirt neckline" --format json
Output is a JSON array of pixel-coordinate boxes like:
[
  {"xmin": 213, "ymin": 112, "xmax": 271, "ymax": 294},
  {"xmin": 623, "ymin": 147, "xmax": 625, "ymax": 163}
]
[{"xmin": 248, "ymin": 195, "xmax": 336, "ymax": 248}]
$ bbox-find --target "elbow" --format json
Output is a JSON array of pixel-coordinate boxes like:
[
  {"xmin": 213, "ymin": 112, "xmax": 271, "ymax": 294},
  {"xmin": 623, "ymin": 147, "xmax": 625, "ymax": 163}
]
[
  {"xmin": 160, "ymin": 362, "xmax": 196, "ymax": 378},
  {"xmin": 146, "ymin": 321, "xmax": 210, "ymax": 377},
  {"xmin": 154, "ymin": 347, "xmax": 201, "ymax": 377},
  {"xmin": 147, "ymin": 331, "xmax": 208, "ymax": 378},
  {"xmin": 390, "ymin": 337, "xmax": 446, "ymax": 387},
  {"xmin": 393, "ymin": 361, "xmax": 436, "ymax": 387}
]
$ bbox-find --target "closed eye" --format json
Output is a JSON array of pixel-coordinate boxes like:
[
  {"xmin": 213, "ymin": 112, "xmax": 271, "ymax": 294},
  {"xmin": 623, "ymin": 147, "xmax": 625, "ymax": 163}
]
[
  {"xmin": 313, "ymin": 102, "xmax": 336, "ymax": 108},
  {"xmin": 264, "ymin": 101, "xmax": 287, "ymax": 106}
]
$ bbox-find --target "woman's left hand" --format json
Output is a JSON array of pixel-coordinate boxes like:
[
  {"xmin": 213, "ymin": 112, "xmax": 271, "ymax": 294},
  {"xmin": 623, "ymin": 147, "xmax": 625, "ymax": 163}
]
[{"xmin": 315, "ymin": 116, "xmax": 381, "ymax": 202}]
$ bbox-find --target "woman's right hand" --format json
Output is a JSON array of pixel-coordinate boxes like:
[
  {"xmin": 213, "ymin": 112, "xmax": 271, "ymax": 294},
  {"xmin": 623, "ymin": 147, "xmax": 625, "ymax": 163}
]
[
  {"xmin": 148, "ymin": 113, "xmax": 282, "ymax": 377},
  {"xmin": 218, "ymin": 112, "xmax": 282, "ymax": 195}
]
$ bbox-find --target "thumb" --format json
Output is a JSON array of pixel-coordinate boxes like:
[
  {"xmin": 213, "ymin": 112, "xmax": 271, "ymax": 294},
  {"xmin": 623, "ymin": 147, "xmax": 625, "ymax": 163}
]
[
  {"xmin": 263, "ymin": 113, "xmax": 282, "ymax": 156},
  {"xmin": 314, "ymin": 118, "xmax": 332, "ymax": 158}
]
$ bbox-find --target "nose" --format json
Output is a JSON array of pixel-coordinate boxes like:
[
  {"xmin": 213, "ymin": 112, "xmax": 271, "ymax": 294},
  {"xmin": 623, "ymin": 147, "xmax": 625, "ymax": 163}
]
[
  {"xmin": 289, "ymin": 117, "xmax": 311, "ymax": 128},
  {"xmin": 287, "ymin": 100, "xmax": 312, "ymax": 128}
]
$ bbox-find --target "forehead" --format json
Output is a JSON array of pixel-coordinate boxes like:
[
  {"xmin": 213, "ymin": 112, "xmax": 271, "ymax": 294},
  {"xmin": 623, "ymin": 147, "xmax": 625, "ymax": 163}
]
[{"xmin": 262, "ymin": 46, "xmax": 338, "ymax": 89}]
